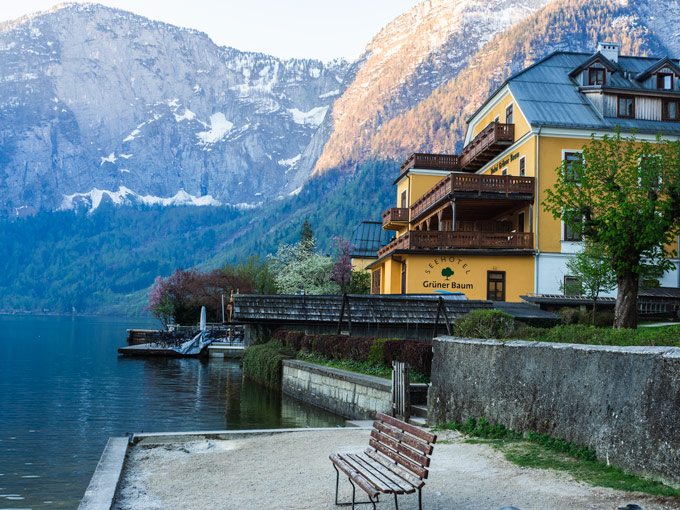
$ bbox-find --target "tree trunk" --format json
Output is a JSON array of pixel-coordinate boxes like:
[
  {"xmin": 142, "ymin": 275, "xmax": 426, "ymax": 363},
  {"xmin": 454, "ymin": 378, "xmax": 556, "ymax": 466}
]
[
  {"xmin": 614, "ymin": 272, "xmax": 639, "ymax": 329},
  {"xmin": 592, "ymin": 297, "xmax": 597, "ymax": 326}
]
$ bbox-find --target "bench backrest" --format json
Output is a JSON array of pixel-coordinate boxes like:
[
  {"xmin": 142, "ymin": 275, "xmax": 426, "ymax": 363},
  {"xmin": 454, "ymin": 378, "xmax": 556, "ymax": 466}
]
[{"xmin": 368, "ymin": 412, "xmax": 437, "ymax": 482}]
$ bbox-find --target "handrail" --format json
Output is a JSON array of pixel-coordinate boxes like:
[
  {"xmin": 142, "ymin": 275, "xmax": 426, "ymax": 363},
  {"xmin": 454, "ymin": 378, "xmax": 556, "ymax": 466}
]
[
  {"xmin": 377, "ymin": 230, "xmax": 534, "ymax": 257},
  {"xmin": 410, "ymin": 174, "xmax": 534, "ymax": 220}
]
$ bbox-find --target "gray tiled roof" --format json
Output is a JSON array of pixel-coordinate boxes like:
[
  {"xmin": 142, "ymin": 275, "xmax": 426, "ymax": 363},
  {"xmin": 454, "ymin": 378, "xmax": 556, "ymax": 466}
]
[
  {"xmin": 350, "ymin": 221, "xmax": 394, "ymax": 258},
  {"xmin": 507, "ymin": 52, "xmax": 680, "ymax": 136}
]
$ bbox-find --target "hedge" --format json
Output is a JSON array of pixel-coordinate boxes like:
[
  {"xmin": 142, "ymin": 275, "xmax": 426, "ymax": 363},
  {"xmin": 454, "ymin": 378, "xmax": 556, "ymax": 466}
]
[
  {"xmin": 242, "ymin": 341, "xmax": 293, "ymax": 389},
  {"xmin": 275, "ymin": 330, "xmax": 433, "ymax": 377}
]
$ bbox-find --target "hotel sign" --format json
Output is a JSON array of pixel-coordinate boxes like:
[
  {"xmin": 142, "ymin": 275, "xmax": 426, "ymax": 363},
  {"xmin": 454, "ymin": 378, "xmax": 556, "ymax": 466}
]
[
  {"xmin": 422, "ymin": 256, "xmax": 474, "ymax": 291},
  {"xmin": 490, "ymin": 151, "xmax": 520, "ymax": 174}
]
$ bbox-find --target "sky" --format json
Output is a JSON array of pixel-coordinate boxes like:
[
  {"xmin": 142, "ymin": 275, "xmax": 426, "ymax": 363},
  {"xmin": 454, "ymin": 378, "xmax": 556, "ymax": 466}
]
[{"xmin": 0, "ymin": 0, "xmax": 423, "ymax": 61}]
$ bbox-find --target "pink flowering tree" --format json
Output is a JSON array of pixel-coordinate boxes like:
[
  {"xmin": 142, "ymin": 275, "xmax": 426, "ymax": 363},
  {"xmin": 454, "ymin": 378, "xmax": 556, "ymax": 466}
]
[
  {"xmin": 145, "ymin": 275, "xmax": 175, "ymax": 329},
  {"xmin": 331, "ymin": 237, "xmax": 352, "ymax": 293}
]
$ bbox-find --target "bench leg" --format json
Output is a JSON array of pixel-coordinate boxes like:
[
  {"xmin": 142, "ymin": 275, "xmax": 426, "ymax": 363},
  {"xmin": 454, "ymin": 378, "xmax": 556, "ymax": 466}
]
[
  {"xmin": 418, "ymin": 488, "xmax": 422, "ymax": 510},
  {"xmin": 332, "ymin": 465, "xmax": 377, "ymax": 510}
]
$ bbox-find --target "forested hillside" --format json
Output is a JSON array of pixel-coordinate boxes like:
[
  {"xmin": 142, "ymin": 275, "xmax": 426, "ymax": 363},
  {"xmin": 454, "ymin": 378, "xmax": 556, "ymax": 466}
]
[{"xmin": 0, "ymin": 159, "xmax": 397, "ymax": 314}]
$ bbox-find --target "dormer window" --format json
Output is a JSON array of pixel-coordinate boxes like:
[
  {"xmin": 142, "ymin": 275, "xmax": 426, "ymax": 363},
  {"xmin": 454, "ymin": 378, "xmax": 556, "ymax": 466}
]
[
  {"xmin": 657, "ymin": 72, "xmax": 673, "ymax": 90},
  {"xmin": 617, "ymin": 95, "xmax": 635, "ymax": 118},
  {"xmin": 588, "ymin": 68, "xmax": 606, "ymax": 85}
]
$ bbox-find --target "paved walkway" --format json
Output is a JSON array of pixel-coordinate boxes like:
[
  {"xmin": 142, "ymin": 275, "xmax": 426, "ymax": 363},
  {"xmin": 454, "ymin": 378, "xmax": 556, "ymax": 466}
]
[{"xmin": 113, "ymin": 428, "xmax": 679, "ymax": 510}]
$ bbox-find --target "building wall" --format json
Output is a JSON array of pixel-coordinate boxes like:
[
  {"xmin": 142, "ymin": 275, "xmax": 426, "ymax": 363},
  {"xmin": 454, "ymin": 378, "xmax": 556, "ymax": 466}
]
[
  {"xmin": 471, "ymin": 91, "xmax": 531, "ymax": 141},
  {"xmin": 351, "ymin": 257, "xmax": 376, "ymax": 272},
  {"xmin": 536, "ymin": 136, "xmax": 592, "ymax": 253}
]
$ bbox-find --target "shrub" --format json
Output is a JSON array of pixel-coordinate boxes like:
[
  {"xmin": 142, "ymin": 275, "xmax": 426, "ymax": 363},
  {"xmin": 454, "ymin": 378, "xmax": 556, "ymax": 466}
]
[
  {"xmin": 383, "ymin": 339, "xmax": 433, "ymax": 377},
  {"xmin": 367, "ymin": 338, "xmax": 391, "ymax": 366},
  {"xmin": 509, "ymin": 325, "xmax": 546, "ymax": 340},
  {"xmin": 242, "ymin": 341, "xmax": 293, "ymax": 389},
  {"xmin": 453, "ymin": 310, "xmax": 516, "ymax": 339},
  {"xmin": 558, "ymin": 307, "xmax": 584, "ymax": 325}
]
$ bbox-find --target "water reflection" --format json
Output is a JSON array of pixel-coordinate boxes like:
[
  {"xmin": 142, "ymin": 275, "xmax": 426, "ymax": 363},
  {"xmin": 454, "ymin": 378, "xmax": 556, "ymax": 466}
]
[{"xmin": 0, "ymin": 316, "xmax": 343, "ymax": 510}]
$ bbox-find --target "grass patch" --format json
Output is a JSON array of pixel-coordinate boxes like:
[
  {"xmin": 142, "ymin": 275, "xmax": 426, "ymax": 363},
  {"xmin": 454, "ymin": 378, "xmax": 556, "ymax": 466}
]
[
  {"xmin": 296, "ymin": 352, "xmax": 430, "ymax": 383},
  {"xmin": 440, "ymin": 418, "xmax": 680, "ymax": 498}
]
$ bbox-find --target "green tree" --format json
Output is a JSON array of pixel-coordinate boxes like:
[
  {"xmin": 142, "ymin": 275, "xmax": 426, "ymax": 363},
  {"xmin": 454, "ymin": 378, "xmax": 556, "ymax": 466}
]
[
  {"xmin": 300, "ymin": 220, "xmax": 315, "ymax": 254},
  {"xmin": 268, "ymin": 241, "xmax": 339, "ymax": 295},
  {"xmin": 544, "ymin": 131, "xmax": 680, "ymax": 328},
  {"xmin": 349, "ymin": 270, "xmax": 371, "ymax": 294},
  {"xmin": 560, "ymin": 241, "xmax": 617, "ymax": 325}
]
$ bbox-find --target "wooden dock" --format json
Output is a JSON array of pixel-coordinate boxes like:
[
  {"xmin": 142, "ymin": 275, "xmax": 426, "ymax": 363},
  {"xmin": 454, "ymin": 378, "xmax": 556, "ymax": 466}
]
[
  {"xmin": 117, "ymin": 343, "xmax": 204, "ymax": 358},
  {"xmin": 207, "ymin": 343, "xmax": 245, "ymax": 358}
]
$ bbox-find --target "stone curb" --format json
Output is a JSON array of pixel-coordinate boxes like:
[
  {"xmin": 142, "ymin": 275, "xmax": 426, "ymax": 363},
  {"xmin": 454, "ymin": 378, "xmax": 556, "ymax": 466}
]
[{"xmin": 78, "ymin": 436, "xmax": 129, "ymax": 510}]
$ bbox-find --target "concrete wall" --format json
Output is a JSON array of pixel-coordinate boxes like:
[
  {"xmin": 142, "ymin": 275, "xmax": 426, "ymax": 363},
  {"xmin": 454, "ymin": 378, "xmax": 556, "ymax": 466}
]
[
  {"xmin": 429, "ymin": 337, "xmax": 680, "ymax": 487},
  {"xmin": 282, "ymin": 360, "xmax": 392, "ymax": 420}
]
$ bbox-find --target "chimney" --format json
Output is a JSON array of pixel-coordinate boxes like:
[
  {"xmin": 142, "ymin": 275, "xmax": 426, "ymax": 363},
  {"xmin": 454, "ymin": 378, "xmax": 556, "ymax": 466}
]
[{"xmin": 597, "ymin": 42, "xmax": 620, "ymax": 63}]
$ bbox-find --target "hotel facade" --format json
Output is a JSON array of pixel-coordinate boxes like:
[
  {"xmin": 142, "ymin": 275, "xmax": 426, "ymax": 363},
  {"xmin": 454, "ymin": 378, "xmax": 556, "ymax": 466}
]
[{"xmin": 369, "ymin": 43, "xmax": 680, "ymax": 302}]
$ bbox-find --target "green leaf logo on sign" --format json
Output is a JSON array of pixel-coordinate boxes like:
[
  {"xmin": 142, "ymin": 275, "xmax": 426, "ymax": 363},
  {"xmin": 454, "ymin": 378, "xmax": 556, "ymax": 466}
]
[{"xmin": 441, "ymin": 267, "xmax": 454, "ymax": 280}]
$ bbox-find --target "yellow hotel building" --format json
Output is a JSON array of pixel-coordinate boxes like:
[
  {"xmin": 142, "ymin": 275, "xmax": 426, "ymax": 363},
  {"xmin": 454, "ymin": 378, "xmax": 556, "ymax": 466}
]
[{"xmin": 369, "ymin": 43, "xmax": 680, "ymax": 301}]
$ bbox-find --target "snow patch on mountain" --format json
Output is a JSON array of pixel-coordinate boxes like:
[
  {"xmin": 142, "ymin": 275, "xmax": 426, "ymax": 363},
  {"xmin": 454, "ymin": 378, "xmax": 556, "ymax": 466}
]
[
  {"xmin": 174, "ymin": 109, "xmax": 196, "ymax": 122},
  {"xmin": 196, "ymin": 113, "xmax": 233, "ymax": 144},
  {"xmin": 288, "ymin": 106, "xmax": 328, "ymax": 126},
  {"xmin": 60, "ymin": 187, "xmax": 222, "ymax": 211},
  {"xmin": 278, "ymin": 154, "xmax": 301, "ymax": 167},
  {"xmin": 100, "ymin": 153, "xmax": 117, "ymax": 165}
]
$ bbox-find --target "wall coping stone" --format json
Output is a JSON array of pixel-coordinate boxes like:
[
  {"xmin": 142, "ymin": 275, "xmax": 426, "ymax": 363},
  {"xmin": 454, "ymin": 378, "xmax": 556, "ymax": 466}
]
[
  {"xmin": 283, "ymin": 360, "xmax": 392, "ymax": 392},
  {"xmin": 435, "ymin": 336, "xmax": 680, "ymax": 356}
]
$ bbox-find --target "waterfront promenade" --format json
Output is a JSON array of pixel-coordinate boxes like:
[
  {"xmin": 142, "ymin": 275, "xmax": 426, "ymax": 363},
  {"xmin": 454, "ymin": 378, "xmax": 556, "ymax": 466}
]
[{"xmin": 112, "ymin": 428, "xmax": 679, "ymax": 510}]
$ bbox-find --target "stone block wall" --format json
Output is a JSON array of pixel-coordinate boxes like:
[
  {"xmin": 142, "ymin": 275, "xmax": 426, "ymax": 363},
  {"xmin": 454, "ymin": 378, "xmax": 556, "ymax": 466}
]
[
  {"xmin": 282, "ymin": 360, "xmax": 392, "ymax": 420},
  {"xmin": 429, "ymin": 337, "xmax": 680, "ymax": 487}
]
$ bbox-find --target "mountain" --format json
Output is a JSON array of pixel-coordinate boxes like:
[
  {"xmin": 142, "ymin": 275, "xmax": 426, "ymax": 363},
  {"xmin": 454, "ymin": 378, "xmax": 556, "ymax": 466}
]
[
  {"xmin": 3, "ymin": 0, "xmax": 680, "ymax": 315},
  {"xmin": 311, "ymin": 0, "xmax": 554, "ymax": 174},
  {"xmin": 0, "ymin": 3, "xmax": 349, "ymax": 216}
]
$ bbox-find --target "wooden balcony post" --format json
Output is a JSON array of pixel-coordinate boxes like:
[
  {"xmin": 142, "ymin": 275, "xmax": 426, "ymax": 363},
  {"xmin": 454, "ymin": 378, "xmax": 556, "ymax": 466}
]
[{"xmin": 530, "ymin": 204, "xmax": 534, "ymax": 233}]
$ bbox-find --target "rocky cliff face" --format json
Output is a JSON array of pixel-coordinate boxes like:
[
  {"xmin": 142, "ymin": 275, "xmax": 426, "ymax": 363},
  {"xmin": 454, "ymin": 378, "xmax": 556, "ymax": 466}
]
[
  {"xmin": 0, "ymin": 3, "xmax": 349, "ymax": 215},
  {"xmin": 310, "ymin": 0, "xmax": 553, "ymax": 174}
]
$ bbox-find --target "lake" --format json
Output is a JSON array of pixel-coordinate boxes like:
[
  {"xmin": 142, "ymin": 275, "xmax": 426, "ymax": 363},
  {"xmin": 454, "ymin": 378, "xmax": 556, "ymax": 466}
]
[{"xmin": 0, "ymin": 315, "xmax": 344, "ymax": 509}]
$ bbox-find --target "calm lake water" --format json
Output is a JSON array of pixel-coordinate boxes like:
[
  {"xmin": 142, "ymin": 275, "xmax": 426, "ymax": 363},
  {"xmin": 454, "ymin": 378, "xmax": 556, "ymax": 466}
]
[{"xmin": 0, "ymin": 315, "xmax": 344, "ymax": 510}]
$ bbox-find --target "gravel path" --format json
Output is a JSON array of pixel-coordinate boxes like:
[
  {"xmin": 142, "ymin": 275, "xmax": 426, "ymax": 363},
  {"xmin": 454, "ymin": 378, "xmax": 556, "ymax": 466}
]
[{"xmin": 113, "ymin": 428, "xmax": 680, "ymax": 510}]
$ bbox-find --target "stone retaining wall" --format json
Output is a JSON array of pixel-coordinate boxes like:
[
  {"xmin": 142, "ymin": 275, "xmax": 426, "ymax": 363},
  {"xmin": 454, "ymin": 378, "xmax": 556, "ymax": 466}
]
[
  {"xmin": 428, "ymin": 337, "xmax": 680, "ymax": 487},
  {"xmin": 282, "ymin": 360, "xmax": 392, "ymax": 420}
]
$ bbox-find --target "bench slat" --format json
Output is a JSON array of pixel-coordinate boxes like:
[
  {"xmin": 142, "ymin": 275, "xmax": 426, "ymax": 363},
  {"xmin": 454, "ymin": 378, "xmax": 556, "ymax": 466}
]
[
  {"xmin": 374, "ymin": 421, "xmax": 434, "ymax": 455},
  {"xmin": 371, "ymin": 429, "xmax": 430, "ymax": 468},
  {"xmin": 369, "ymin": 438, "xmax": 428, "ymax": 479},
  {"xmin": 344, "ymin": 454, "xmax": 409, "ymax": 494},
  {"xmin": 347, "ymin": 453, "xmax": 415, "ymax": 494},
  {"xmin": 376, "ymin": 413, "xmax": 437, "ymax": 444},
  {"xmin": 329, "ymin": 454, "xmax": 380, "ymax": 499},
  {"xmin": 364, "ymin": 448, "xmax": 425, "ymax": 487}
]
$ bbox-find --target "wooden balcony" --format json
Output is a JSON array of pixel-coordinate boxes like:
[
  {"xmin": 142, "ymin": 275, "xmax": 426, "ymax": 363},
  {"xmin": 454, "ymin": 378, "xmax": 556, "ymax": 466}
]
[
  {"xmin": 460, "ymin": 122, "xmax": 514, "ymax": 171},
  {"xmin": 377, "ymin": 230, "xmax": 534, "ymax": 257},
  {"xmin": 400, "ymin": 153, "xmax": 460, "ymax": 175},
  {"xmin": 382, "ymin": 207, "xmax": 409, "ymax": 230},
  {"xmin": 410, "ymin": 173, "xmax": 534, "ymax": 221}
]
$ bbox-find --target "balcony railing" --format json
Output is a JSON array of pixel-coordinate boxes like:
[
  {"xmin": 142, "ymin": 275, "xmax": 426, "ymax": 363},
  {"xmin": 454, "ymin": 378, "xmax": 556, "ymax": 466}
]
[
  {"xmin": 410, "ymin": 173, "xmax": 535, "ymax": 221},
  {"xmin": 400, "ymin": 153, "xmax": 460, "ymax": 175},
  {"xmin": 377, "ymin": 230, "xmax": 534, "ymax": 257},
  {"xmin": 382, "ymin": 207, "xmax": 409, "ymax": 228},
  {"xmin": 398, "ymin": 123, "xmax": 514, "ymax": 176},
  {"xmin": 460, "ymin": 122, "xmax": 514, "ymax": 170}
]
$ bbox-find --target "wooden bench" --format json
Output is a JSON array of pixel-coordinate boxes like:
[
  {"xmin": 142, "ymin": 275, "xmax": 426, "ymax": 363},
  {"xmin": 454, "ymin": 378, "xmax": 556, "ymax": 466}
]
[{"xmin": 329, "ymin": 413, "xmax": 437, "ymax": 510}]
